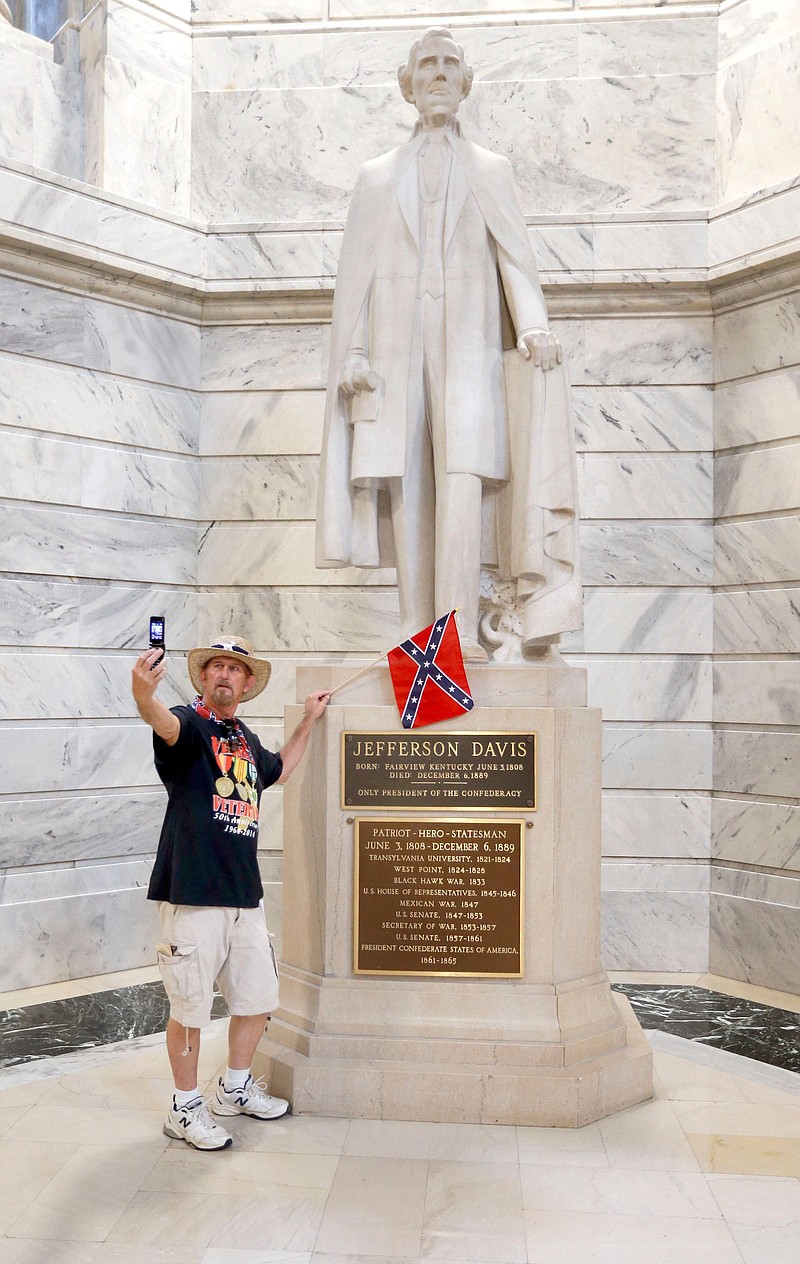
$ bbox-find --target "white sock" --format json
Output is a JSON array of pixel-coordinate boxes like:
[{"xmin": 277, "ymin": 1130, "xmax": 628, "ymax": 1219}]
[
  {"xmin": 224, "ymin": 1066, "xmax": 250, "ymax": 1091},
  {"xmin": 174, "ymin": 1086, "xmax": 200, "ymax": 1107}
]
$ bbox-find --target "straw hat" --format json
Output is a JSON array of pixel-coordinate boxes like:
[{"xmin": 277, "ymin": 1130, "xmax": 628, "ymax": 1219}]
[{"xmin": 188, "ymin": 636, "xmax": 271, "ymax": 703}]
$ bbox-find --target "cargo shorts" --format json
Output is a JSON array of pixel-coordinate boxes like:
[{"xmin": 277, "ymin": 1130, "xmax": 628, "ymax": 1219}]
[{"xmin": 156, "ymin": 901, "xmax": 280, "ymax": 1028}]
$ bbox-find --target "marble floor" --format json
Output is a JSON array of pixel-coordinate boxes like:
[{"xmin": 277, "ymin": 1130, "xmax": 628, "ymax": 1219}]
[{"xmin": 0, "ymin": 969, "xmax": 798, "ymax": 1264}]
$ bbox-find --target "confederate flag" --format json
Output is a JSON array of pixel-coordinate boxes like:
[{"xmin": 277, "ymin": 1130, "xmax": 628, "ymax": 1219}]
[{"xmin": 387, "ymin": 611, "xmax": 475, "ymax": 730}]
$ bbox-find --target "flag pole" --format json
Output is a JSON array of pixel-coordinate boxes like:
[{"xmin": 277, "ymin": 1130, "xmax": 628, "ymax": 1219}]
[
  {"xmin": 326, "ymin": 611, "xmax": 461, "ymax": 699},
  {"xmin": 327, "ymin": 652, "xmax": 387, "ymax": 697}
]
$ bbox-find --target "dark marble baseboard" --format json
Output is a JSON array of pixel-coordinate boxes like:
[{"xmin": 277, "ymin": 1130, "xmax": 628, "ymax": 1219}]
[
  {"xmin": 612, "ymin": 983, "xmax": 800, "ymax": 1074},
  {"xmin": 0, "ymin": 980, "xmax": 797, "ymax": 1076},
  {"xmin": 0, "ymin": 983, "xmax": 228, "ymax": 1071}
]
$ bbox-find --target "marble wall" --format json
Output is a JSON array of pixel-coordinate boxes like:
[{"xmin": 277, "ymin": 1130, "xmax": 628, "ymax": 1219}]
[
  {"xmin": 705, "ymin": 0, "xmax": 800, "ymax": 993},
  {"xmin": 0, "ymin": 0, "xmax": 797, "ymax": 988}
]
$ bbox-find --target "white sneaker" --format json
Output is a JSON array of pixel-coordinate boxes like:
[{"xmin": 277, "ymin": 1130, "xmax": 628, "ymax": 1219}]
[
  {"xmin": 164, "ymin": 1095, "xmax": 233, "ymax": 1150},
  {"xmin": 212, "ymin": 1074, "xmax": 289, "ymax": 1120}
]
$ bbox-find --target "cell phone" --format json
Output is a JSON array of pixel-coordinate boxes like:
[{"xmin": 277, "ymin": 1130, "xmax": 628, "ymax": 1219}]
[{"xmin": 149, "ymin": 616, "xmax": 166, "ymax": 668}]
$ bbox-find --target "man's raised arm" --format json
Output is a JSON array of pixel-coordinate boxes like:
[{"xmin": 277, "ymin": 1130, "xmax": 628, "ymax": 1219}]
[
  {"xmin": 132, "ymin": 649, "xmax": 181, "ymax": 746},
  {"xmin": 277, "ymin": 691, "xmax": 331, "ymax": 783}
]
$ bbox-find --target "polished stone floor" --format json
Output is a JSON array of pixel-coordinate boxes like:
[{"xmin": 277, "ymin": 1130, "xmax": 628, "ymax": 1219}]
[{"xmin": 0, "ymin": 967, "xmax": 798, "ymax": 1264}]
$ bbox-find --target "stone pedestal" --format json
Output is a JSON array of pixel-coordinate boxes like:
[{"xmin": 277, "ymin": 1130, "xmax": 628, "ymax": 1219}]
[{"xmin": 256, "ymin": 663, "xmax": 652, "ymax": 1126}]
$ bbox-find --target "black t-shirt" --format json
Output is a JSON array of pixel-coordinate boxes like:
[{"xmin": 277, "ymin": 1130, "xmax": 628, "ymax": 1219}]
[{"xmin": 147, "ymin": 704, "xmax": 283, "ymax": 908}]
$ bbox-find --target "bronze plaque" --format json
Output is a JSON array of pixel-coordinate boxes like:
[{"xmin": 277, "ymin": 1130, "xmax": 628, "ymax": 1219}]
[
  {"xmin": 342, "ymin": 731, "xmax": 536, "ymax": 810},
  {"xmin": 354, "ymin": 818, "xmax": 524, "ymax": 977}
]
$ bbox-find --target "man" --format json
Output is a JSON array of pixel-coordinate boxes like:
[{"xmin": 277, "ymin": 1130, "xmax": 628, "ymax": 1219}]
[
  {"xmin": 316, "ymin": 27, "xmax": 581, "ymax": 660},
  {"xmin": 132, "ymin": 636, "xmax": 329, "ymax": 1151}
]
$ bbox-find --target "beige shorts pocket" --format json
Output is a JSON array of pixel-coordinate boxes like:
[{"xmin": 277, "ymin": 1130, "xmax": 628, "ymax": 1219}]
[{"xmin": 156, "ymin": 942, "xmax": 204, "ymax": 1009}]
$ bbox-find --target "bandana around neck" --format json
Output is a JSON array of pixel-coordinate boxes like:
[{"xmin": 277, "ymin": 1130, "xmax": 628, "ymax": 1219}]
[{"xmin": 192, "ymin": 696, "xmax": 235, "ymax": 726}]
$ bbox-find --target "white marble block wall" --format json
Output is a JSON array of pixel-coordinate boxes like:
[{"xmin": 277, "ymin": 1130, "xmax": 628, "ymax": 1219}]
[
  {"xmin": 0, "ymin": 258, "xmax": 200, "ymax": 988},
  {"xmin": 80, "ymin": 0, "xmax": 192, "ymax": 213},
  {"xmin": 710, "ymin": 274, "xmax": 800, "ymax": 991},
  {"xmin": 0, "ymin": 14, "xmax": 83, "ymax": 180}
]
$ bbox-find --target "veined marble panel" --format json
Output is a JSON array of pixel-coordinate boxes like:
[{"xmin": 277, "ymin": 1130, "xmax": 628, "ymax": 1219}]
[
  {"xmin": 717, "ymin": 31, "xmax": 800, "ymax": 206},
  {"xmin": 712, "ymin": 864, "xmax": 800, "ymax": 907},
  {"xmin": 602, "ymin": 792, "xmax": 711, "ymax": 860},
  {"xmin": 97, "ymin": 204, "xmax": 203, "ymax": 279},
  {"xmin": 105, "ymin": 0, "xmax": 192, "ymax": 86},
  {"xmin": 593, "ymin": 222, "xmax": 707, "ymax": 272},
  {"xmin": 0, "ymin": 44, "xmax": 35, "ymax": 167},
  {"xmin": 197, "ymin": 588, "xmax": 320, "ymax": 652},
  {"xmin": 0, "ymin": 652, "xmax": 189, "ymax": 721},
  {"xmin": 718, "ymin": 0, "xmax": 800, "ymax": 69},
  {"xmin": 577, "ymin": 454, "xmax": 712, "ymax": 519},
  {"xmin": 0, "ymin": 167, "xmax": 98, "ymax": 247},
  {"xmin": 191, "ymin": 0, "xmax": 323, "ymax": 18},
  {"xmin": 84, "ymin": 299, "xmax": 199, "ymax": 390},
  {"xmin": 0, "ymin": 791, "xmax": 164, "ymax": 868},
  {"xmin": 0, "ymin": 578, "xmax": 80, "ymax": 648},
  {"xmin": 581, "ymin": 524, "xmax": 713, "ymax": 586},
  {"xmin": 602, "ymin": 725, "xmax": 712, "ymax": 790},
  {"xmin": 602, "ymin": 891, "xmax": 709, "ymax": 971},
  {"xmin": 573, "ymin": 656, "xmax": 712, "ymax": 723},
  {"xmin": 0, "ymin": 505, "xmax": 196, "ymax": 584},
  {"xmin": 197, "ymin": 587, "xmax": 401, "ymax": 656},
  {"xmin": 0, "ymin": 724, "xmax": 156, "ymax": 794},
  {"xmin": 575, "ymin": 589, "xmax": 713, "ymax": 654},
  {"xmin": 191, "ymin": 83, "xmax": 407, "ymax": 223},
  {"xmin": 0, "ymin": 279, "xmax": 84, "ymax": 366},
  {"xmin": 318, "ymin": 587, "xmax": 400, "ymax": 651},
  {"xmin": 100, "ymin": 55, "xmax": 191, "ymax": 215},
  {"xmin": 80, "ymin": 446, "xmax": 199, "ymax": 520},
  {"xmin": 0, "ymin": 859, "xmax": 154, "ymax": 907},
  {"xmin": 0, "ymin": 433, "xmax": 198, "ymax": 520},
  {"xmin": 714, "ymin": 661, "xmax": 800, "ymax": 726},
  {"xmin": 0, "ymin": 431, "xmax": 82, "ymax": 506},
  {"xmin": 713, "ymin": 798, "xmax": 800, "ymax": 873},
  {"xmin": 197, "ymin": 520, "xmax": 392, "ymax": 586},
  {"xmin": 710, "ymin": 184, "xmax": 800, "ymax": 271},
  {"xmin": 323, "ymin": 23, "xmax": 579, "ymax": 89},
  {"xmin": 710, "ymin": 892, "xmax": 800, "ymax": 995},
  {"xmin": 34, "ymin": 55, "xmax": 83, "ymax": 183},
  {"xmin": 714, "ymin": 588, "xmax": 800, "ymax": 655},
  {"xmin": 572, "ymin": 386, "xmax": 713, "ymax": 453},
  {"xmin": 0, "ymin": 886, "xmax": 158, "ymax": 989},
  {"xmin": 192, "ymin": 32, "xmax": 324, "ymax": 91},
  {"xmin": 192, "ymin": 69, "xmax": 713, "ymax": 224},
  {"xmin": 199, "ymin": 455, "xmax": 318, "ymax": 520},
  {"xmin": 715, "ymin": 518, "xmax": 800, "ymax": 586},
  {"xmin": 714, "ymin": 369, "xmax": 800, "ymax": 449},
  {"xmin": 199, "ymin": 390, "xmax": 324, "ymax": 455},
  {"xmin": 603, "ymin": 861, "xmax": 709, "ymax": 894},
  {"xmin": 715, "ymin": 444, "xmax": 800, "ymax": 518},
  {"xmin": 528, "ymin": 224, "xmax": 593, "ymax": 273},
  {"xmin": 582, "ymin": 316, "xmax": 713, "ymax": 386},
  {"xmin": 205, "ymin": 231, "xmax": 324, "ymax": 281},
  {"xmin": 78, "ymin": 583, "xmax": 198, "ymax": 651},
  {"xmin": 200, "ymin": 325, "xmax": 327, "ymax": 391},
  {"xmin": 328, "ymin": 0, "xmax": 572, "ymax": 15},
  {"xmin": 714, "ymin": 729, "xmax": 800, "ymax": 799},
  {"xmin": 578, "ymin": 18, "xmax": 717, "ymax": 77},
  {"xmin": 0, "ymin": 354, "xmax": 199, "ymax": 453},
  {"xmin": 461, "ymin": 73, "xmax": 714, "ymax": 218},
  {"xmin": 715, "ymin": 292, "xmax": 800, "ymax": 383}
]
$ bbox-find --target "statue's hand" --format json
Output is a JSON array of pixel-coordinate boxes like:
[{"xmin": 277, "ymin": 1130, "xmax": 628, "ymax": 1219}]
[
  {"xmin": 517, "ymin": 329, "xmax": 562, "ymax": 373},
  {"xmin": 340, "ymin": 352, "xmax": 377, "ymax": 398}
]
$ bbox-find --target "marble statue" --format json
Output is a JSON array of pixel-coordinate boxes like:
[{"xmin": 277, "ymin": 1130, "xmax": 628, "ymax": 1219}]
[
  {"xmin": 316, "ymin": 27, "xmax": 581, "ymax": 661},
  {"xmin": 0, "ymin": 2, "xmax": 13, "ymax": 26}
]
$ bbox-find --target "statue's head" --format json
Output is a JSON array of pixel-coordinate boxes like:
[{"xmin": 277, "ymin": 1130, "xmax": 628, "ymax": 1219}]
[{"xmin": 397, "ymin": 28, "xmax": 474, "ymax": 124}]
